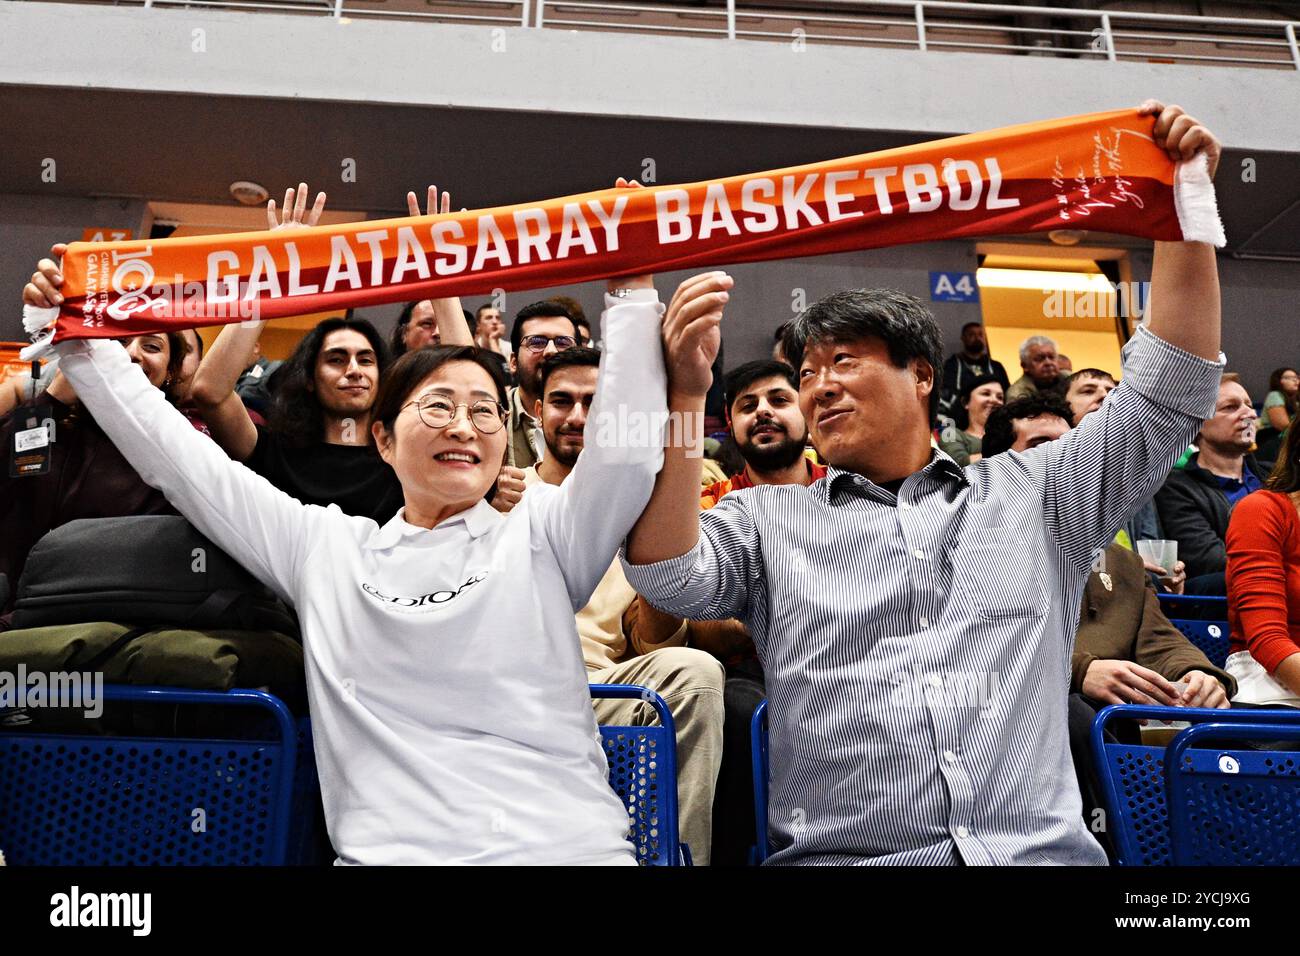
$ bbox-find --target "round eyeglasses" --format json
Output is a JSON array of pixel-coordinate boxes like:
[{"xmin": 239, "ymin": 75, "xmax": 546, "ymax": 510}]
[
  {"xmin": 402, "ymin": 396, "xmax": 507, "ymax": 434},
  {"xmin": 520, "ymin": 334, "xmax": 576, "ymax": 354}
]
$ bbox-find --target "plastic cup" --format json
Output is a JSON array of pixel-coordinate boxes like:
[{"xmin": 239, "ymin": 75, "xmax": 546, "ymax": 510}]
[{"xmin": 1136, "ymin": 539, "xmax": 1178, "ymax": 572}]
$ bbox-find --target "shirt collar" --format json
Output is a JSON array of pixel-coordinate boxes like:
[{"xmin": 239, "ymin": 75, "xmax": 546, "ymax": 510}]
[
  {"xmin": 822, "ymin": 448, "xmax": 968, "ymax": 503},
  {"xmin": 364, "ymin": 499, "xmax": 501, "ymax": 550}
]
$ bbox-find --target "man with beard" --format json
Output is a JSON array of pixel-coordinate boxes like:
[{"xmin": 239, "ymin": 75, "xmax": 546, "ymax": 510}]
[
  {"xmin": 700, "ymin": 360, "xmax": 826, "ymax": 507},
  {"xmin": 506, "ymin": 301, "xmax": 579, "ymax": 468},
  {"xmin": 1156, "ymin": 374, "xmax": 1267, "ymax": 594},
  {"xmin": 521, "ymin": 347, "xmax": 725, "ymax": 865}
]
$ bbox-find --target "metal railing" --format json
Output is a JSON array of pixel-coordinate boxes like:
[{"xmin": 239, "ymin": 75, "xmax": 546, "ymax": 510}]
[{"xmin": 72, "ymin": 0, "xmax": 1300, "ymax": 70}]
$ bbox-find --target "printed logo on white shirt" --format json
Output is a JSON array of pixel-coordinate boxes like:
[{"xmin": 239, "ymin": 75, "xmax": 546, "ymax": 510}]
[{"xmin": 360, "ymin": 570, "xmax": 490, "ymax": 612}]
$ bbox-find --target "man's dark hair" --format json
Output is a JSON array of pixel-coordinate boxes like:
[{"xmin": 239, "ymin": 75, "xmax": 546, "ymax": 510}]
[
  {"xmin": 982, "ymin": 395, "xmax": 1074, "ymax": 459},
  {"xmin": 961, "ymin": 321, "xmax": 983, "ymax": 335},
  {"xmin": 510, "ymin": 301, "xmax": 576, "ymax": 355},
  {"xmin": 773, "ymin": 322, "xmax": 789, "ymax": 343},
  {"xmin": 1068, "ymin": 368, "xmax": 1117, "ymax": 388},
  {"xmin": 539, "ymin": 346, "xmax": 601, "ymax": 395},
  {"xmin": 781, "ymin": 289, "xmax": 944, "ymax": 417},
  {"xmin": 724, "ymin": 360, "xmax": 797, "ymax": 417},
  {"xmin": 270, "ymin": 317, "xmax": 389, "ymax": 448}
]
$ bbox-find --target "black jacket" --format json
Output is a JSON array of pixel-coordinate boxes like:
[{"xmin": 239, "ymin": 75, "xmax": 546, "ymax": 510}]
[{"xmin": 1154, "ymin": 452, "xmax": 1266, "ymax": 578}]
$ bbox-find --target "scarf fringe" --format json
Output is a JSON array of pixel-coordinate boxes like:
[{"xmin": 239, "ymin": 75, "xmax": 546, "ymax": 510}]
[{"xmin": 20, "ymin": 304, "xmax": 59, "ymax": 361}]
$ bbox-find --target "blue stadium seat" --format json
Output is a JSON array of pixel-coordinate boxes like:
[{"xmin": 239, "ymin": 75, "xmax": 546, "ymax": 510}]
[
  {"xmin": 1157, "ymin": 594, "xmax": 1231, "ymax": 669},
  {"xmin": 1090, "ymin": 703, "xmax": 1300, "ymax": 865},
  {"xmin": 0, "ymin": 685, "xmax": 311, "ymax": 865},
  {"xmin": 589, "ymin": 683, "xmax": 690, "ymax": 866},
  {"xmin": 1165, "ymin": 720, "xmax": 1300, "ymax": 865},
  {"xmin": 750, "ymin": 698, "xmax": 769, "ymax": 864}
]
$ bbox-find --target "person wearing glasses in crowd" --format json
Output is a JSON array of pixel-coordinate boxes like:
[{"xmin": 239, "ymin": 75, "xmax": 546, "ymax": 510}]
[
  {"xmin": 506, "ymin": 301, "xmax": 579, "ymax": 467},
  {"xmin": 26, "ymin": 219, "xmax": 732, "ymax": 861}
]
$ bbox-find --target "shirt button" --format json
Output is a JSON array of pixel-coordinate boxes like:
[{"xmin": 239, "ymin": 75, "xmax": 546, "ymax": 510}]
[
  {"xmin": 928, "ymin": 673, "xmax": 942, "ymax": 689},
  {"xmin": 900, "ymin": 502, "xmax": 912, "ymax": 511},
  {"xmin": 919, "ymin": 617, "xmax": 931, "ymax": 629},
  {"xmin": 955, "ymin": 826, "xmax": 970, "ymax": 839},
  {"xmin": 912, "ymin": 549, "xmax": 925, "ymax": 560},
  {"xmin": 944, "ymin": 750, "xmax": 958, "ymax": 765}
]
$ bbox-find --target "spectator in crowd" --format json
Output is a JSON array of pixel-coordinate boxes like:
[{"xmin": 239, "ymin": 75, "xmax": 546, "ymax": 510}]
[
  {"xmin": 520, "ymin": 347, "xmax": 724, "ymax": 864},
  {"xmin": 506, "ymin": 301, "xmax": 578, "ymax": 468},
  {"xmin": 31, "ymin": 234, "xmax": 720, "ymax": 861},
  {"xmin": 0, "ymin": 322, "xmax": 185, "ymax": 619},
  {"xmin": 190, "ymin": 185, "xmax": 476, "ymax": 525},
  {"xmin": 982, "ymin": 397, "xmax": 1233, "ymax": 853},
  {"xmin": 1006, "ymin": 334, "xmax": 1069, "ymax": 403},
  {"xmin": 233, "ymin": 337, "xmax": 281, "ymax": 416},
  {"xmin": 171, "ymin": 328, "xmax": 212, "ymax": 435},
  {"xmin": 1064, "ymin": 368, "xmax": 1116, "ymax": 426},
  {"xmin": 1225, "ymin": 421, "xmax": 1300, "ymax": 707},
  {"xmin": 473, "ymin": 303, "xmax": 512, "ymax": 360},
  {"xmin": 622, "ymin": 98, "xmax": 1226, "ymax": 866},
  {"xmin": 700, "ymin": 360, "xmax": 826, "ymax": 507},
  {"xmin": 547, "ymin": 295, "xmax": 592, "ymax": 347},
  {"xmin": 691, "ymin": 358, "xmax": 826, "ymax": 865},
  {"xmin": 0, "ymin": 356, "xmax": 57, "ymax": 417},
  {"xmin": 772, "ymin": 323, "xmax": 790, "ymax": 364},
  {"xmin": 939, "ymin": 321, "xmax": 1009, "ymax": 417},
  {"xmin": 390, "ymin": 299, "xmax": 441, "ymax": 358},
  {"xmin": 1156, "ymin": 374, "xmax": 1266, "ymax": 595},
  {"xmin": 1057, "ymin": 353, "xmax": 1073, "ymax": 374},
  {"xmin": 938, "ymin": 373, "xmax": 1003, "ymax": 466},
  {"xmin": 1254, "ymin": 366, "xmax": 1297, "ymax": 465}
]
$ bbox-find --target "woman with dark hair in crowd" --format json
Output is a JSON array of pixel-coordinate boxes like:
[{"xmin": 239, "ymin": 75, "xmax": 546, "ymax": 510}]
[
  {"xmin": 1226, "ymin": 420, "xmax": 1300, "ymax": 707},
  {"xmin": 1255, "ymin": 366, "xmax": 1298, "ymax": 465},
  {"xmin": 26, "ymin": 243, "xmax": 727, "ymax": 863},
  {"xmin": 938, "ymin": 373, "xmax": 1004, "ymax": 466},
  {"xmin": 0, "ymin": 318, "xmax": 187, "ymax": 620}
]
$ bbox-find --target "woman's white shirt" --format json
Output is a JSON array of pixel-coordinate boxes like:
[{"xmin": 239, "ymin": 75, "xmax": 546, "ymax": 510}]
[{"xmin": 56, "ymin": 290, "xmax": 667, "ymax": 864}]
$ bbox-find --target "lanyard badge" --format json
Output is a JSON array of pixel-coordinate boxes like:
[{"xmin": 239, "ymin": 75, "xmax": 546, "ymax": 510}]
[{"xmin": 9, "ymin": 407, "xmax": 54, "ymax": 478}]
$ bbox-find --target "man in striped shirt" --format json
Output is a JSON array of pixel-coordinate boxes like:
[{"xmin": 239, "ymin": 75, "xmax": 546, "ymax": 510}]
[{"xmin": 623, "ymin": 102, "xmax": 1226, "ymax": 865}]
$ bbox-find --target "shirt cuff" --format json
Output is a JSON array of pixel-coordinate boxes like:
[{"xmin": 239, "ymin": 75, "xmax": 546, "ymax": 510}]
[
  {"xmin": 1120, "ymin": 324, "xmax": 1225, "ymax": 420},
  {"xmin": 620, "ymin": 537, "xmax": 706, "ymax": 603}
]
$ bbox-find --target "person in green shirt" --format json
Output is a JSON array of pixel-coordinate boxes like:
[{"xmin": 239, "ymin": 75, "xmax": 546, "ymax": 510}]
[
  {"xmin": 939, "ymin": 373, "xmax": 1004, "ymax": 466},
  {"xmin": 1256, "ymin": 366, "xmax": 1298, "ymax": 464}
]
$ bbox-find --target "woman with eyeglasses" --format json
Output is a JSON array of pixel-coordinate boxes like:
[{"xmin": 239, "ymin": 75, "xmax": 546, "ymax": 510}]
[{"xmin": 25, "ymin": 243, "xmax": 733, "ymax": 863}]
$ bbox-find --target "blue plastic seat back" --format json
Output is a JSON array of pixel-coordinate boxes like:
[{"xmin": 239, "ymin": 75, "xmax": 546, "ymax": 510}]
[
  {"xmin": 1168, "ymin": 619, "xmax": 1231, "ymax": 670},
  {"xmin": 1166, "ymin": 721, "xmax": 1300, "ymax": 865},
  {"xmin": 590, "ymin": 683, "xmax": 683, "ymax": 867},
  {"xmin": 0, "ymin": 685, "xmax": 300, "ymax": 865},
  {"xmin": 1157, "ymin": 594, "xmax": 1227, "ymax": 619},
  {"xmin": 1091, "ymin": 704, "xmax": 1300, "ymax": 866},
  {"xmin": 750, "ymin": 699, "xmax": 769, "ymax": 864}
]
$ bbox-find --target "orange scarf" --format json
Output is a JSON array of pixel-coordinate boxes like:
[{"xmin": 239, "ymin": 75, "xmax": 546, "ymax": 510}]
[{"xmin": 25, "ymin": 108, "xmax": 1222, "ymax": 355}]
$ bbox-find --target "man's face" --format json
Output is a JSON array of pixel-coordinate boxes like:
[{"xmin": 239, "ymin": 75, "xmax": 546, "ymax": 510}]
[
  {"xmin": 509, "ymin": 315, "xmax": 577, "ymax": 399},
  {"xmin": 536, "ymin": 364, "xmax": 597, "ymax": 469},
  {"xmin": 403, "ymin": 301, "xmax": 439, "ymax": 351},
  {"xmin": 313, "ymin": 329, "xmax": 379, "ymax": 417},
  {"xmin": 1022, "ymin": 344, "xmax": 1060, "ymax": 387},
  {"xmin": 478, "ymin": 308, "xmax": 503, "ymax": 338},
  {"xmin": 1065, "ymin": 374, "xmax": 1117, "ymax": 425},
  {"xmin": 961, "ymin": 325, "xmax": 987, "ymax": 356},
  {"xmin": 1010, "ymin": 414, "xmax": 1071, "ymax": 453},
  {"xmin": 1199, "ymin": 382, "xmax": 1256, "ymax": 454},
  {"xmin": 731, "ymin": 375, "xmax": 808, "ymax": 473},
  {"xmin": 797, "ymin": 336, "xmax": 932, "ymax": 474}
]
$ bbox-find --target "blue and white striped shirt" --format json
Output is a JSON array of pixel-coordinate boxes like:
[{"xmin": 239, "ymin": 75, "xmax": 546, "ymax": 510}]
[{"xmin": 623, "ymin": 325, "xmax": 1223, "ymax": 865}]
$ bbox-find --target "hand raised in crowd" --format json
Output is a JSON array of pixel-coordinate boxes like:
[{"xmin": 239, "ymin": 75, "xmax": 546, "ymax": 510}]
[
  {"xmin": 406, "ymin": 185, "xmax": 458, "ymax": 218},
  {"xmin": 661, "ymin": 271, "xmax": 732, "ymax": 399},
  {"xmin": 604, "ymin": 179, "xmax": 656, "ymax": 297},
  {"xmin": 404, "ymin": 186, "xmax": 474, "ymax": 347},
  {"xmin": 23, "ymin": 243, "xmax": 69, "ymax": 309},
  {"xmin": 267, "ymin": 182, "xmax": 327, "ymax": 231},
  {"xmin": 1178, "ymin": 670, "xmax": 1230, "ymax": 709},
  {"xmin": 491, "ymin": 465, "xmax": 527, "ymax": 514},
  {"xmin": 1083, "ymin": 658, "xmax": 1185, "ymax": 707},
  {"xmin": 1139, "ymin": 100, "xmax": 1221, "ymax": 179}
]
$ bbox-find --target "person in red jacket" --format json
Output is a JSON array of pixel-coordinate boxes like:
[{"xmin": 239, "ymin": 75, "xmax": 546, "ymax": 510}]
[{"xmin": 1225, "ymin": 421, "xmax": 1300, "ymax": 706}]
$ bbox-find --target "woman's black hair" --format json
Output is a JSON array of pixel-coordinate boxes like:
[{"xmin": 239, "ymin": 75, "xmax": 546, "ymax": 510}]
[
  {"xmin": 269, "ymin": 317, "xmax": 389, "ymax": 448},
  {"xmin": 953, "ymin": 373, "xmax": 1003, "ymax": 431}
]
